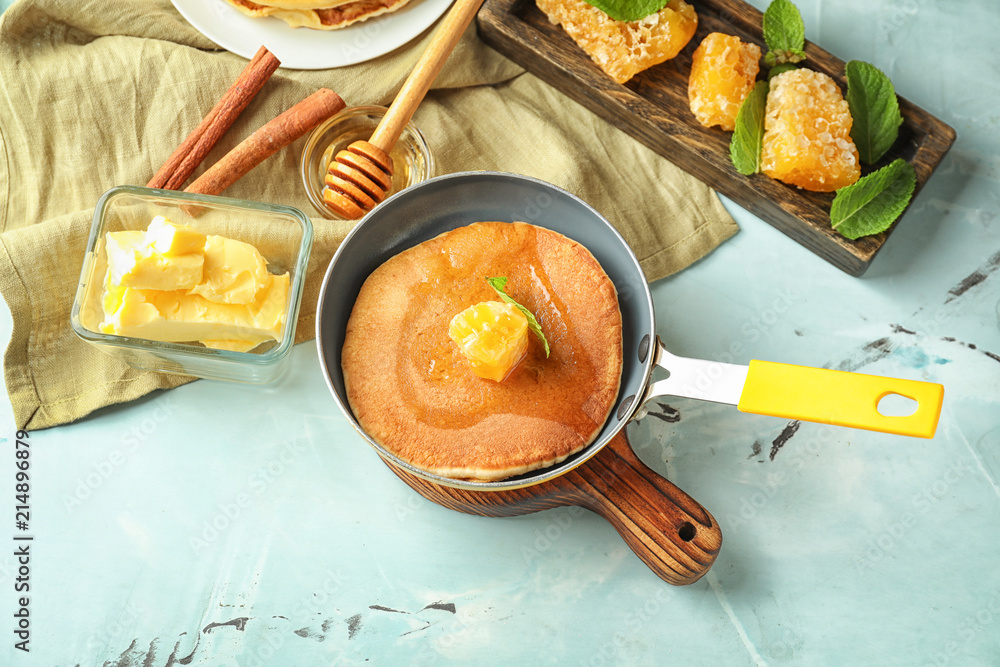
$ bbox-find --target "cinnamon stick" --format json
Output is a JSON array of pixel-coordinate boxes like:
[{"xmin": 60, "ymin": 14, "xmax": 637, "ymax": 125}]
[
  {"xmin": 185, "ymin": 88, "xmax": 346, "ymax": 197},
  {"xmin": 147, "ymin": 46, "xmax": 281, "ymax": 190}
]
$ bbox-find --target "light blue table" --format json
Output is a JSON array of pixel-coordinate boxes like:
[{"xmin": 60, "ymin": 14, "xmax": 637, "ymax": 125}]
[{"xmin": 2, "ymin": 0, "xmax": 998, "ymax": 665}]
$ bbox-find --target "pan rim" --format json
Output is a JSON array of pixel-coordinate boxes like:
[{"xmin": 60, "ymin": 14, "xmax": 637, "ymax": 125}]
[{"xmin": 316, "ymin": 170, "xmax": 656, "ymax": 491}]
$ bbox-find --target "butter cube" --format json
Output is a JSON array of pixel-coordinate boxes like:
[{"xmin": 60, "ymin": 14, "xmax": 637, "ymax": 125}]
[
  {"xmin": 100, "ymin": 273, "xmax": 288, "ymax": 345},
  {"xmin": 102, "ymin": 266, "xmax": 127, "ymax": 317},
  {"xmin": 105, "ymin": 230, "xmax": 203, "ymax": 291},
  {"xmin": 249, "ymin": 272, "xmax": 289, "ymax": 335},
  {"xmin": 147, "ymin": 215, "xmax": 207, "ymax": 255},
  {"xmin": 448, "ymin": 301, "xmax": 529, "ymax": 382},
  {"xmin": 189, "ymin": 235, "xmax": 270, "ymax": 305}
]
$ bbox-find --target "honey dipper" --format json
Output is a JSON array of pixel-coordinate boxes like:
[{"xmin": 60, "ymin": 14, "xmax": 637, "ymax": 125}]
[{"xmin": 324, "ymin": 0, "xmax": 485, "ymax": 219}]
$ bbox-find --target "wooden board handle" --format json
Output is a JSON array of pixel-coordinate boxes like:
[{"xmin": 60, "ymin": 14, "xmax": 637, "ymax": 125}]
[
  {"xmin": 387, "ymin": 431, "xmax": 722, "ymax": 585},
  {"xmin": 562, "ymin": 432, "xmax": 722, "ymax": 585}
]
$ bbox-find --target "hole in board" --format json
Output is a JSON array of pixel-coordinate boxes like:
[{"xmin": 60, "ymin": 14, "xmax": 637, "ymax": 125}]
[
  {"xmin": 877, "ymin": 393, "xmax": 919, "ymax": 417},
  {"xmin": 678, "ymin": 522, "xmax": 695, "ymax": 542}
]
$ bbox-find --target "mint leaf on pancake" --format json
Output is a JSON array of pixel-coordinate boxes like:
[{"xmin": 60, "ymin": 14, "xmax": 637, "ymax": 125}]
[
  {"xmin": 486, "ymin": 277, "xmax": 551, "ymax": 357},
  {"xmin": 830, "ymin": 159, "xmax": 916, "ymax": 239}
]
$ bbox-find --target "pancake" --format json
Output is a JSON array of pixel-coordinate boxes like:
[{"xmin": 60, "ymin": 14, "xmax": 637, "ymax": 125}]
[
  {"xmin": 223, "ymin": 0, "xmax": 415, "ymax": 30},
  {"xmin": 341, "ymin": 221, "xmax": 623, "ymax": 481}
]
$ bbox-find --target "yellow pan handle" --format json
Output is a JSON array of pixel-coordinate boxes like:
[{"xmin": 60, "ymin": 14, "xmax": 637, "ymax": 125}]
[{"xmin": 737, "ymin": 360, "xmax": 944, "ymax": 438}]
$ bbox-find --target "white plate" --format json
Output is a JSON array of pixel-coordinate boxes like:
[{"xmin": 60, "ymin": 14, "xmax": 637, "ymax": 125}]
[{"xmin": 171, "ymin": 0, "xmax": 454, "ymax": 70}]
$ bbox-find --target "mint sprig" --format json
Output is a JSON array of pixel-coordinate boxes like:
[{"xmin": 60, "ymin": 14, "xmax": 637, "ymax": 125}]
[
  {"xmin": 767, "ymin": 63, "xmax": 798, "ymax": 80},
  {"xmin": 763, "ymin": 0, "xmax": 806, "ymax": 70},
  {"xmin": 582, "ymin": 0, "xmax": 668, "ymax": 22},
  {"xmin": 729, "ymin": 81, "xmax": 769, "ymax": 176},
  {"xmin": 763, "ymin": 49, "xmax": 806, "ymax": 69},
  {"xmin": 845, "ymin": 60, "xmax": 904, "ymax": 165},
  {"xmin": 830, "ymin": 159, "xmax": 916, "ymax": 239},
  {"xmin": 486, "ymin": 277, "xmax": 550, "ymax": 357},
  {"xmin": 731, "ymin": 0, "xmax": 915, "ymax": 242}
]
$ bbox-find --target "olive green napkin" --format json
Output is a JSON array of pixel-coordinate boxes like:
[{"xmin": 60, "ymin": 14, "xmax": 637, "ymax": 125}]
[{"xmin": 0, "ymin": 0, "xmax": 737, "ymax": 430}]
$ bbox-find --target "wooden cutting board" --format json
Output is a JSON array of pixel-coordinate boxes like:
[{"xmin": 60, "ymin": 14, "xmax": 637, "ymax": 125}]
[
  {"xmin": 476, "ymin": 0, "xmax": 956, "ymax": 276},
  {"xmin": 385, "ymin": 430, "xmax": 723, "ymax": 585}
]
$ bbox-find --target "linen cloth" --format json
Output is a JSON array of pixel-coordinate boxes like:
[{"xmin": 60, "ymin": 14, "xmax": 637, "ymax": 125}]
[{"xmin": 0, "ymin": 0, "xmax": 738, "ymax": 430}]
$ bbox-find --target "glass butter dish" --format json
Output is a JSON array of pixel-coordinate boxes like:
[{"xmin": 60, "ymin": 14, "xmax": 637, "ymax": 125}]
[{"xmin": 71, "ymin": 186, "xmax": 313, "ymax": 384}]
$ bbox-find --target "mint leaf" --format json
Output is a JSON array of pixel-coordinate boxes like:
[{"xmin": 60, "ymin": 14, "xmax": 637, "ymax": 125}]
[
  {"xmin": 763, "ymin": 48, "xmax": 806, "ymax": 69},
  {"xmin": 583, "ymin": 0, "xmax": 669, "ymax": 22},
  {"xmin": 830, "ymin": 159, "xmax": 916, "ymax": 239},
  {"xmin": 845, "ymin": 60, "xmax": 904, "ymax": 165},
  {"xmin": 763, "ymin": 0, "xmax": 805, "ymax": 54},
  {"xmin": 486, "ymin": 277, "xmax": 550, "ymax": 357},
  {"xmin": 767, "ymin": 63, "xmax": 798, "ymax": 80},
  {"xmin": 730, "ymin": 81, "xmax": 769, "ymax": 176}
]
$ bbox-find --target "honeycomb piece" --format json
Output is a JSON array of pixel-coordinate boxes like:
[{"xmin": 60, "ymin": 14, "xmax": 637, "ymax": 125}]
[
  {"xmin": 449, "ymin": 301, "xmax": 530, "ymax": 382},
  {"xmin": 536, "ymin": 0, "xmax": 698, "ymax": 84},
  {"xmin": 688, "ymin": 32, "xmax": 762, "ymax": 131},
  {"xmin": 761, "ymin": 68, "xmax": 861, "ymax": 192}
]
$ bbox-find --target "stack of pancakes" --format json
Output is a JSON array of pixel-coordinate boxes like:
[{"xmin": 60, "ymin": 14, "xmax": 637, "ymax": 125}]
[
  {"xmin": 342, "ymin": 221, "xmax": 624, "ymax": 482},
  {"xmin": 223, "ymin": 0, "xmax": 414, "ymax": 30}
]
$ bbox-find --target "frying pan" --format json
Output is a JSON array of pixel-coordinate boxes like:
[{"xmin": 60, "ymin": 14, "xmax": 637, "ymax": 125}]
[{"xmin": 315, "ymin": 172, "xmax": 944, "ymax": 585}]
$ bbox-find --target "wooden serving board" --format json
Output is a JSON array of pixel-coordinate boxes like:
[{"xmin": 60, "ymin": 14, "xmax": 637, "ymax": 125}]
[
  {"xmin": 386, "ymin": 431, "xmax": 723, "ymax": 585},
  {"xmin": 476, "ymin": 0, "xmax": 956, "ymax": 276}
]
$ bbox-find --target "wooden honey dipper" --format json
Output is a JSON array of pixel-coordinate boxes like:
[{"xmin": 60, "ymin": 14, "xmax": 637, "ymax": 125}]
[{"xmin": 324, "ymin": 0, "xmax": 485, "ymax": 219}]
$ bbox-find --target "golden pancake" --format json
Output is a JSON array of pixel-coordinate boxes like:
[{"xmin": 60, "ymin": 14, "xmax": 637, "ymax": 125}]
[
  {"xmin": 223, "ymin": 0, "xmax": 415, "ymax": 30},
  {"xmin": 342, "ymin": 221, "xmax": 623, "ymax": 481}
]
